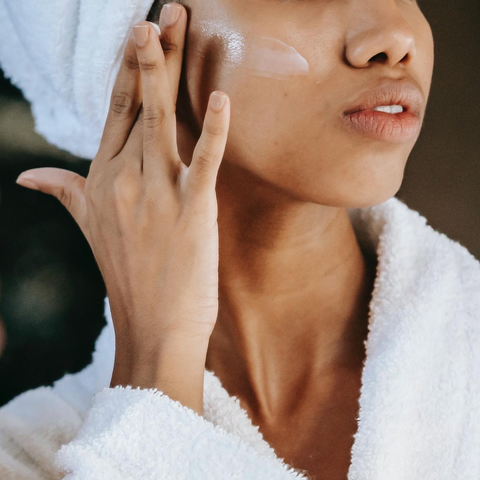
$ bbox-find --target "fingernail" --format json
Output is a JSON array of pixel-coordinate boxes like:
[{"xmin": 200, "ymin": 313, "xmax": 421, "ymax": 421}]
[
  {"xmin": 16, "ymin": 174, "xmax": 39, "ymax": 190},
  {"xmin": 148, "ymin": 21, "xmax": 161, "ymax": 36},
  {"xmin": 133, "ymin": 24, "xmax": 149, "ymax": 47},
  {"xmin": 160, "ymin": 3, "xmax": 182, "ymax": 27},
  {"xmin": 209, "ymin": 92, "xmax": 227, "ymax": 112}
]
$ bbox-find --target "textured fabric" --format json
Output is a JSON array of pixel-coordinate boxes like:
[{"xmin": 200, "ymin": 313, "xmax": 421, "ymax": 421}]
[
  {"xmin": 0, "ymin": 195, "xmax": 479, "ymax": 479},
  {"xmin": 0, "ymin": 0, "xmax": 156, "ymax": 160}
]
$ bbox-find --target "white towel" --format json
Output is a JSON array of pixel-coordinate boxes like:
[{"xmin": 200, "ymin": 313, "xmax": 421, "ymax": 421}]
[
  {"xmin": 0, "ymin": 195, "xmax": 479, "ymax": 479},
  {"xmin": 0, "ymin": 0, "xmax": 156, "ymax": 160}
]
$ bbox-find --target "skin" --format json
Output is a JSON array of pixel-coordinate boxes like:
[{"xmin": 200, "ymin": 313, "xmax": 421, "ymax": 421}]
[
  {"xmin": 16, "ymin": 0, "xmax": 434, "ymax": 478},
  {"xmin": 173, "ymin": 0, "xmax": 433, "ymax": 476}
]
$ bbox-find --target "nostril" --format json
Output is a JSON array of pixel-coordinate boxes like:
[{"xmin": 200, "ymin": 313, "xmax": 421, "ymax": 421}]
[{"xmin": 369, "ymin": 52, "xmax": 388, "ymax": 63}]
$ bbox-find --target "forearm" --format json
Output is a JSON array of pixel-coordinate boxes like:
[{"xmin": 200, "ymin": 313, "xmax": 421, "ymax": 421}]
[{"xmin": 110, "ymin": 332, "xmax": 210, "ymax": 415}]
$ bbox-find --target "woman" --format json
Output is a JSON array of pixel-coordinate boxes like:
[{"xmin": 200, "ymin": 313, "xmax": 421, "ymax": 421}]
[{"xmin": 1, "ymin": 0, "xmax": 479, "ymax": 479}]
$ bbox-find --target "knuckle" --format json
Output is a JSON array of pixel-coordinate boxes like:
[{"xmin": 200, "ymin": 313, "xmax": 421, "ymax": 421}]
[
  {"xmin": 69, "ymin": 174, "xmax": 85, "ymax": 193},
  {"xmin": 123, "ymin": 53, "xmax": 139, "ymax": 71},
  {"xmin": 205, "ymin": 121, "xmax": 225, "ymax": 138},
  {"xmin": 143, "ymin": 105, "xmax": 166, "ymax": 129},
  {"xmin": 111, "ymin": 169, "xmax": 139, "ymax": 202},
  {"xmin": 57, "ymin": 185, "xmax": 71, "ymax": 209},
  {"xmin": 110, "ymin": 91, "xmax": 135, "ymax": 117},
  {"xmin": 161, "ymin": 39, "xmax": 180, "ymax": 54},
  {"xmin": 195, "ymin": 148, "xmax": 217, "ymax": 170},
  {"xmin": 56, "ymin": 175, "xmax": 83, "ymax": 209},
  {"xmin": 138, "ymin": 57, "xmax": 159, "ymax": 72}
]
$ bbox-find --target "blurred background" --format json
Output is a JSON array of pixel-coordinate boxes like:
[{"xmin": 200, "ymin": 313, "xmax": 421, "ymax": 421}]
[
  {"xmin": 0, "ymin": 1, "xmax": 479, "ymax": 406},
  {"xmin": 0, "ymin": 75, "xmax": 106, "ymax": 406}
]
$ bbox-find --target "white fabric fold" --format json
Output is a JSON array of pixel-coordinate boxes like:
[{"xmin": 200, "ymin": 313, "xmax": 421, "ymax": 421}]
[
  {"xmin": 0, "ymin": 0, "xmax": 156, "ymax": 160},
  {"xmin": 54, "ymin": 386, "xmax": 307, "ymax": 479}
]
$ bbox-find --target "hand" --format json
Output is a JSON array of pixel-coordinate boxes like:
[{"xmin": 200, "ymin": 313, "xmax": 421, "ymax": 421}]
[{"xmin": 15, "ymin": 4, "xmax": 231, "ymax": 414}]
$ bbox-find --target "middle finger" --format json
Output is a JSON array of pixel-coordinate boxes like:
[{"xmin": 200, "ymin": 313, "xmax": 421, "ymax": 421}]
[
  {"xmin": 124, "ymin": 21, "xmax": 179, "ymax": 173},
  {"xmin": 158, "ymin": 3, "xmax": 187, "ymax": 107}
]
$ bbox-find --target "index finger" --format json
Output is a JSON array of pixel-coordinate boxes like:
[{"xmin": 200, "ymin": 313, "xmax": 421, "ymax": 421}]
[{"xmin": 96, "ymin": 31, "xmax": 141, "ymax": 160}]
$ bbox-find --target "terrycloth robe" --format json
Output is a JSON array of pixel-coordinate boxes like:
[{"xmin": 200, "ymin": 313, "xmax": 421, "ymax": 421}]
[{"xmin": 0, "ymin": 194, "xmax": 479, "ymax": 479}]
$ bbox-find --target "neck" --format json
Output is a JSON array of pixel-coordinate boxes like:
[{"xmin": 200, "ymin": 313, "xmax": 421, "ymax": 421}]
[{"xmin": 205, "ymin": 161, "xmax": 377, "ymax": 422}]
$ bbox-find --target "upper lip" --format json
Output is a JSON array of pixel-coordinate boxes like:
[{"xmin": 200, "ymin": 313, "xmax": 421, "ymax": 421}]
[{"xmin": 343, "ymin": 78, "xmax": 424, "ymax": 118}]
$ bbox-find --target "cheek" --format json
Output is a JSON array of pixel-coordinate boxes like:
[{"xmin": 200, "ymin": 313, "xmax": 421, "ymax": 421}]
[
  {"xmin": 411, "ymin": 14, "xmax": 435, "ymax": 95},
  {"xmin": 185, "ymin": 24, "xmax": 318, "ymax": 166},
  {"xmin": 223, "ymin": 79, "xmax": 310, "ymax": 163}
]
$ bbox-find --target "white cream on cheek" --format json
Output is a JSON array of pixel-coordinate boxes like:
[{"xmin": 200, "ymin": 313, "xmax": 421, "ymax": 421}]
[{"xmin": 199, "ymin": 20, "xmax": 309, "ymax": 79}]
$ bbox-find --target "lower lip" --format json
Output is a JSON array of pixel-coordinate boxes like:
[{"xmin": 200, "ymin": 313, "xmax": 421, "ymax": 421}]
[{"xmin": 342, "ymin": 109, "xmax": 420, "ymax": 143}]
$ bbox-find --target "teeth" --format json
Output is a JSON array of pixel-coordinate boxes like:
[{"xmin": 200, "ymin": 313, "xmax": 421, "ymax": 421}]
[{"xmin": 372, "ymin": 105, "xmax": 404, "ymax": 114}]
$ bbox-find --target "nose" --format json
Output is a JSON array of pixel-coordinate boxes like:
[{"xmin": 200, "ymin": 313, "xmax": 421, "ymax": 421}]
[{"xmin": 344, "ymin": 1, "xmax": 417, "ymax": 69}]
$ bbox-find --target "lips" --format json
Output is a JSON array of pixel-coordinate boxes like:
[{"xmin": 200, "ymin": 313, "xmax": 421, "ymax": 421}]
[
  {"xmin": 343, "ymin": 108, "xmax": 421, "ymax": 143},
  {"xmin": 343, "ymin": 78, "xmax": 424, "ymax": 118},
  {"xmin": 339, "ymin": 78, "xmax": 425, "ymax": 143}
]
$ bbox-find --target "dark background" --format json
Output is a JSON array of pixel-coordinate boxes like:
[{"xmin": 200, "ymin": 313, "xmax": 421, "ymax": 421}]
[{"xmin": 0, "ymin": 1, "xmax": 479, "ymax": 406}]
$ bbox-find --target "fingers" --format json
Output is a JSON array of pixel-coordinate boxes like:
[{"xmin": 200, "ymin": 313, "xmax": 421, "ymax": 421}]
[
  {"xmin": 158, "ymin": 3, "xmax": 187, "ymax": 106},
  {"xmin": 187, "ymin": 92, "xmax": 230, "ymax": 198},
  {"xmin": 123, "ymin": 20, "xmax": 179, "ymax": 175},
  {"xmin": 97, "ymin": 32, "xmax": 142, "ymax": 160},
  {"xmin": 16, "ymin": 168, "xmax": 88, "ymax": 236}
]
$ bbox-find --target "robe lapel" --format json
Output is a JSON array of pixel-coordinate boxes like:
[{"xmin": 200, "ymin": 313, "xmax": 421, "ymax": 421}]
[{"xmin": 200, "ymin": 196, "xmax": 480, "ymax": 480}]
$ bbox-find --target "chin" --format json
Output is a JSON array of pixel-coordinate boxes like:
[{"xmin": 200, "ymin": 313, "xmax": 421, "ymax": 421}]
[
  {"xmin": 341, "ymin": 175, "xmax": 404, "ymax": 209},
  {"xmin": 298, "ymin": 155, "xmax": 406, "ymax": 209},
  {"xmin": 298, "ymin": 171, "xmax": 405, "ymax": 209}
]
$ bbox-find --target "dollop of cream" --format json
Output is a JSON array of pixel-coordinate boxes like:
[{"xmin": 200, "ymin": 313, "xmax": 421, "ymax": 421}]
[{"xmin": 199, "ymin": 20, "xmax": 309, "ymax": 80}]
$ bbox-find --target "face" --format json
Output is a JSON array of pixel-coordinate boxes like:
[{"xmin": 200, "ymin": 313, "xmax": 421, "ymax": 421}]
[{"xmin": 176, "ymin": 0, "xmax": 434, "ymax": 208}]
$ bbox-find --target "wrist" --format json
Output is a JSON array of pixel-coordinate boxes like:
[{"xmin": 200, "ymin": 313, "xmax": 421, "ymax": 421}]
[
  {"xmin": 110, "ymin": 332, "xmax": 210, "ymax": 415},
  {"xmin": 114, "ymin": 326, "xmax": 211, "ymax": 358}
]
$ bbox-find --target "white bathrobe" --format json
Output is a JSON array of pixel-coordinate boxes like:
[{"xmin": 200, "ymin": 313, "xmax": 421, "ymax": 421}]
[
  {"xmin": 1, "ymin": 1, "xmax": 480, "ymax": 478},
  {"xmin": 0, "ymin": 194, "xmax": 479, "ymax": 479}
]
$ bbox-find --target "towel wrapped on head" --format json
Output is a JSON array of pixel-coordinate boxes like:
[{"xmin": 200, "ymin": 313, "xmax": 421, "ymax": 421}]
[{"xmin": 0, "ymin": 0, "xmax": 164, "ymax": 160}]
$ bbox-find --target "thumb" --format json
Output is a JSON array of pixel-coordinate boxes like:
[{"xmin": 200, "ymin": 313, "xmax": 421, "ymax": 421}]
[{"xmin": 16, "ymin": 167, "xmax": 88, "ymax": 234}]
